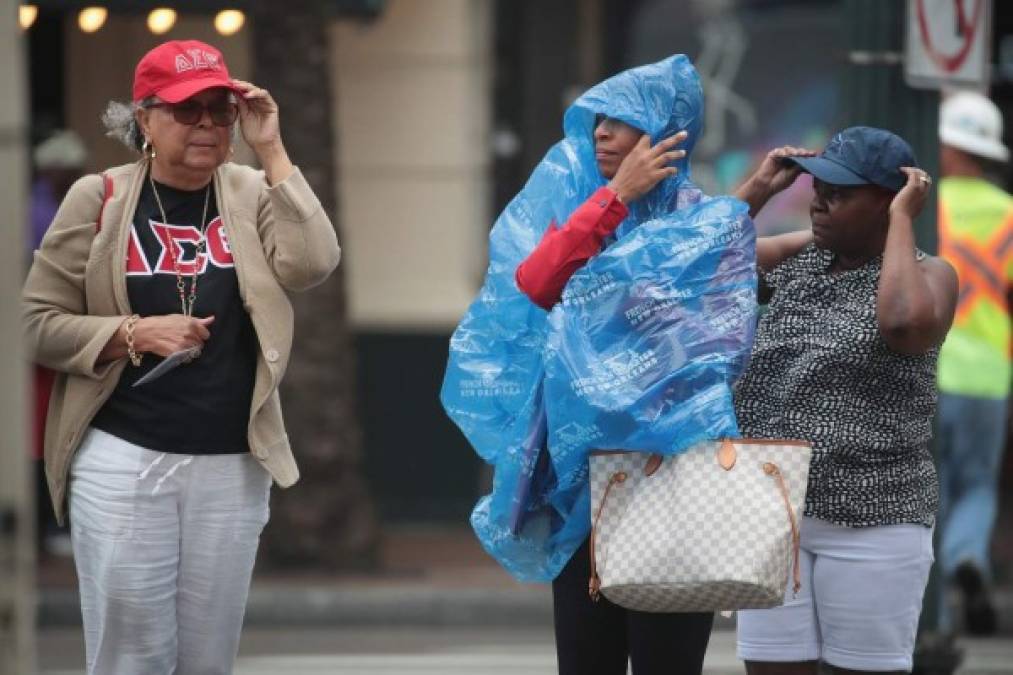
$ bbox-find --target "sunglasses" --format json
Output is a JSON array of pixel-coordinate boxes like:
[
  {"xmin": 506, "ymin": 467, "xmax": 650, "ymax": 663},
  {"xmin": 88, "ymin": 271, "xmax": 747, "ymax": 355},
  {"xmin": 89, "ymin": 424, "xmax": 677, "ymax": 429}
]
[
  {"xmin": 149, "ymin": 99, "xmax": 239, "ymax": 127},
  {"xmin": 594, "ymin": 113, "xmax": 616, "ymax": 129},
  {"xmin": 593, "ymin": 113, "xmax": 639, "ymax": 134}
]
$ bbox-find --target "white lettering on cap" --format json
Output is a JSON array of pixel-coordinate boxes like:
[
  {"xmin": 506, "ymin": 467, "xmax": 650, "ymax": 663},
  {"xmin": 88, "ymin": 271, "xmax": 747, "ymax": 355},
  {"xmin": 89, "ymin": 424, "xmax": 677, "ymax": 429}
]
[
  {"xmin": 175, "ymin": 54, "xmax": 194, "ymax": 72},
  {"xmin": 175, "ymin": 50, "xmax": 222, "ymax": 74}
]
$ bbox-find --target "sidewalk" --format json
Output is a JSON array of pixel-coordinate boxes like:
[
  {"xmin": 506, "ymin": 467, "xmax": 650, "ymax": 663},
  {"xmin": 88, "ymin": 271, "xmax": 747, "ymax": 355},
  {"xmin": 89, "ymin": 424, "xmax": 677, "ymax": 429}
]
[
  {"xmin": 38, "ymin": 526, "xmax": 552, "ymax": 628},
  {"xmin": 34, "ymin": 524, "xmax": 1013, "ymax": 632}
]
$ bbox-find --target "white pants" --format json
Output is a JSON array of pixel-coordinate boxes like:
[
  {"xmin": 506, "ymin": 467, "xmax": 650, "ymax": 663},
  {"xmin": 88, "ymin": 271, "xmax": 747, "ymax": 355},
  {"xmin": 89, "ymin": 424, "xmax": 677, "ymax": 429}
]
[
  {"xmin": 69, "ymin": 427, "xmax": 271, "ymax": 675},
  {"xmin": 737, "ymin": 516, "xmax": 934, "ymax": 672}
]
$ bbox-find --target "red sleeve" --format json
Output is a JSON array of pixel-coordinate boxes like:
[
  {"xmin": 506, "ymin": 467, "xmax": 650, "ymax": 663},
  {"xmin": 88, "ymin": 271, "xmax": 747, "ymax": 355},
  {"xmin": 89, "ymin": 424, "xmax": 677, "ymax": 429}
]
[{"xmin": 515, "ymin": 186, "xmax": 628, "ymax": 310}]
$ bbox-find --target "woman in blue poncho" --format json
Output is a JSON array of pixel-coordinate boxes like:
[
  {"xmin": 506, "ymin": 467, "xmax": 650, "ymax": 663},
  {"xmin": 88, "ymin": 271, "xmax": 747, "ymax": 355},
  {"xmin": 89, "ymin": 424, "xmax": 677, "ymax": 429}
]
[
  {"xmin": 445, "ymin": 55, "xmax": 800, "ymax": 674},
  {"xmin": 515, "ymin": 96, "xmax": 712, "ymax": 675},
  {"xmin": 511, "ymin": 82, "xmax": 819, "ymax": 675}
]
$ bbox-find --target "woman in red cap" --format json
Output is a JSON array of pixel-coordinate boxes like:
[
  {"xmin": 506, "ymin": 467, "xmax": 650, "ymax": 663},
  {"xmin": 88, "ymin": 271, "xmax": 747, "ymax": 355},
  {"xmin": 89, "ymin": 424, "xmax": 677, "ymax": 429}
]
[{"xmin": 23, "ymin": 40, "xmax": 340, "ymax": 674}]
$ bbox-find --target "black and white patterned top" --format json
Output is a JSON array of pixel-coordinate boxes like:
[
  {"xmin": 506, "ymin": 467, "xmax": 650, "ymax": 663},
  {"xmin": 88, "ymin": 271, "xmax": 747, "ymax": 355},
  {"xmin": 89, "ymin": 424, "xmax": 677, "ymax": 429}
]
[{"xmin": 734, "ymin": 245, "xmax": 938, "ymax": 528}]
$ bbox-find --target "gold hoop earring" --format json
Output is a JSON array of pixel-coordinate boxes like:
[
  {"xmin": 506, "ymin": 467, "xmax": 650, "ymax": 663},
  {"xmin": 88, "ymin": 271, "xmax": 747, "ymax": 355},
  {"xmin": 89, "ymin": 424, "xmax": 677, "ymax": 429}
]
[{"xmin": 142, "ymin": 139, "xmax": 156, "ymax": 159}]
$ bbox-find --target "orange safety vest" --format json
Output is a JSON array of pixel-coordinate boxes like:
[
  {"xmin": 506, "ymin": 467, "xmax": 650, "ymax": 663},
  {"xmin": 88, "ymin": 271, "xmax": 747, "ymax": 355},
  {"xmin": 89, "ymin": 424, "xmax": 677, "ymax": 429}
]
[{"xmin": 939, "ymin": 203, "xmax": 1013, "ymax": 329}]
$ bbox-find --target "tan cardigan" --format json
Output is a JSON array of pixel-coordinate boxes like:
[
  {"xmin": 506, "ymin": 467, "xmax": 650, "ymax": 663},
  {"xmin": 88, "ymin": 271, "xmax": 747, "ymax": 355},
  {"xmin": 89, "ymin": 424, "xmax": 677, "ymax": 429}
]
[{"xmin": 23, "ymin": 160, "xmax": 340, "ymax": 522}]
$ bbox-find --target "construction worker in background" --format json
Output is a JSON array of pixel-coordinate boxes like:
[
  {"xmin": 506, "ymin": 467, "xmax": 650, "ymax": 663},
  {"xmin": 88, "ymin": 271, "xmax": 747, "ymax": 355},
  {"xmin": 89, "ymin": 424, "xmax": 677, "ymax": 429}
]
[
  {"xmin": 30, "ymin": 129, "xmax": 88, "ymax": 256},
  {"xmin": 936, "ymin": 90, "xmax": 1012, "ymax": 636}
]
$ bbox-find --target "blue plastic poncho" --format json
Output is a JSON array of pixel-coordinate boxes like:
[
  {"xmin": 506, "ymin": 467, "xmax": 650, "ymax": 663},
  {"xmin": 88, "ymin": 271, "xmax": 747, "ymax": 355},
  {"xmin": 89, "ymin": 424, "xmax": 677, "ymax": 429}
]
[{"xmin": 442, "ymin": 55, "xmax": 757, "ymax": 582}]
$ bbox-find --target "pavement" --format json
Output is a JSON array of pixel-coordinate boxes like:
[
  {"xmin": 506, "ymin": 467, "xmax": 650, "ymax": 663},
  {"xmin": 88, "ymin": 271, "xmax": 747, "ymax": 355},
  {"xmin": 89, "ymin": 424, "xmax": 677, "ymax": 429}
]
[
  {"xmin": 32, "ymin": 524, "xmax": 1013, "ymax": 673},
  {"xmin": 36, "ymin": 625, "xmax": 1013, "ymax": 674},
  {"xmin": 33, "ymin": 525, "xmax": 1013, "ymax": 631},
  {"xmin": 36, "ymin": 525, "xmax": 723, "ymax": 629},
  {"xmin": 35, "ymin": 626, "xmax": 742, "ymax": 674}
]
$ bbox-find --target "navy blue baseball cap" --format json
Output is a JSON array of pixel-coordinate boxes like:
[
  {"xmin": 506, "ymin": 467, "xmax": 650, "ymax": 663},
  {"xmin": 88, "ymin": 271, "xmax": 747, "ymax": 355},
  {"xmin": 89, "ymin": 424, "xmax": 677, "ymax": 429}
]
[{"xmin": 787, "ymin": 126, "xmax": 917, "ymax": 192}]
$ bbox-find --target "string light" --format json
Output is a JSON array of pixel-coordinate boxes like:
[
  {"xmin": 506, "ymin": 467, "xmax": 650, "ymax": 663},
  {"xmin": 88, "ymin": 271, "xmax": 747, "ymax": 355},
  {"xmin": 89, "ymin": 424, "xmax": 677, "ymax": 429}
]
[
  {"xmin": 19, "ymin": 5, "xmax": 38, "ymax": 31},
  {"xmin": 77, "ymin": 7, "xmax": 108, "ymax": 33},
  {"xmin": 214, "ymin": 10, "xmax": 245, "ymax": 36},
  {"xmin": 147, "ymin": 8, "xmax": 177, "ymax": 35}
]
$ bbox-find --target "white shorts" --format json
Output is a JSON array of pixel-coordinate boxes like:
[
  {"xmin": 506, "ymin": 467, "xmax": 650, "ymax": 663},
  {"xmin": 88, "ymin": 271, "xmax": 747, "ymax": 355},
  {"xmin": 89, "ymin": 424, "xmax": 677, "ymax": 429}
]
[{"xmin": 736, "ymin": 516, "xmax": 934, "ymax": 671}]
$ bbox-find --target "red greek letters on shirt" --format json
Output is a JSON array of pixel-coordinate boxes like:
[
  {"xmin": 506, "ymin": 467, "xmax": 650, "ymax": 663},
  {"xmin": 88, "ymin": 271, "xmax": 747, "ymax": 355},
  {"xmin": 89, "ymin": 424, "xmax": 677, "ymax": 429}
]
[{"xmin": 126, "ymin": 217, "xmax": 235, "ymax": 277}]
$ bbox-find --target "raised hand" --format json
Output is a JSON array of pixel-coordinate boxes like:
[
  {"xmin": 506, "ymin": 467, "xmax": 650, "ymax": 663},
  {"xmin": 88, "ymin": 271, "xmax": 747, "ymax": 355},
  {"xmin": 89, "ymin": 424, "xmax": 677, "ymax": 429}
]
[
  {"xmin": 735, "ymin": 145, "xmax": 817, "ymax": 216},
  {"xmin": 889, "ymin": 167, "xmax": 932, "ymax": 221},
  {"xmin": 607, "ymin": 131, "xmax": 688, "ymax": 203},
  {"xmin": 231, "ymin": 79, "xmax": 282, "ymax": 151},
  {"xmin": 231, "ymin": 78, "xmax": 294, "ymax": 185},
  {"xmin": 757, "ymin": 146, "xmax": 817, "ymax": 193}
]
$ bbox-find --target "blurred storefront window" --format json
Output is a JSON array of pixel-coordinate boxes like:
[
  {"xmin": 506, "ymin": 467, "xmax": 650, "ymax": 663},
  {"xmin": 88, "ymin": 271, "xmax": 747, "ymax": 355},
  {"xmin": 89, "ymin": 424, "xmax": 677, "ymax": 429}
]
[{"xmin": 622, "ymin": 0, "xmax": 844, "ymax": 234}]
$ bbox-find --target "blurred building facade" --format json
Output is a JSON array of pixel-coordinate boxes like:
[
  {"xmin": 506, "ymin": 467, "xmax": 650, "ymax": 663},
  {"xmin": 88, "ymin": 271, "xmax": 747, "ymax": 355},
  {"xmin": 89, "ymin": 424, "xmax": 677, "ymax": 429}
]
[
  {"xmin": 17, "ymin": 0, "xmax": 1013, "ymax": 571},
  {"xmin": 22, "ymin": 0, "xmax": 493, "ymax": 535},
  {"xmin": 3, "ymin": 8, "xmax": 31, "ymax": 674}
]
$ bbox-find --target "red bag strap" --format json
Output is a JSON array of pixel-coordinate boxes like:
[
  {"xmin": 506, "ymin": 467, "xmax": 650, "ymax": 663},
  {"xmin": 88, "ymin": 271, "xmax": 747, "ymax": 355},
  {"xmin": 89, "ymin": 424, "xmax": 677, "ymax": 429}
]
[
  {"xmin": 95, "ymin": 172, "xmax": 113, "ymax": 233},
  {"xmin": 34, "ymin": 175, "xmax": 116, "ymax": 466}
]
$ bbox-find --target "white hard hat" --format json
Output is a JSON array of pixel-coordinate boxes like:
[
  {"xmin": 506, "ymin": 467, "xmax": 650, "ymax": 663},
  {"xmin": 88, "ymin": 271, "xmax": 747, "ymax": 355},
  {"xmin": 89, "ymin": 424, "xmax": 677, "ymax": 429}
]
[
  {"xmin": 33, "ymin": 129, "xmax": 88, "ymax": 170},
  {"xmin": 939, "ymin": 91, "xmax": 1009, "ymax": 163}
]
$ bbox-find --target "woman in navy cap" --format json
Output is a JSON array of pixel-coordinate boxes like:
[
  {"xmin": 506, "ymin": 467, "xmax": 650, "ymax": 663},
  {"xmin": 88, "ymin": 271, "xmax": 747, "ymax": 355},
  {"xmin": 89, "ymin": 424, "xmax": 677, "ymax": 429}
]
[{"xmin": 731, "ymin": 127, "xmax": 958, "ymax": 674}]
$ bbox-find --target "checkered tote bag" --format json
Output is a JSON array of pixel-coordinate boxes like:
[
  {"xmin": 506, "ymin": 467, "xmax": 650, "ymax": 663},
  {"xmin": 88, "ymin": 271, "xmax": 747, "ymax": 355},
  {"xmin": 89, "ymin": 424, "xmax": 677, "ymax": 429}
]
[{"xmin": 588, "ymin": 439, "xmax": 812, "ymax": 613}]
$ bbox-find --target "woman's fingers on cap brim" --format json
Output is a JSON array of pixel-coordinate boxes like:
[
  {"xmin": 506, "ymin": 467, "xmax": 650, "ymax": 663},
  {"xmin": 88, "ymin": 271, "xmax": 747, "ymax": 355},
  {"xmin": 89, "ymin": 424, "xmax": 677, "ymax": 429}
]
[
  {"xmin": 900, "ymin": 167, "xmax": 932, "ymax": 189},
  {"xmin": 778, "ymin": 146, "xmax": 817, "ymax": 157},
  {"xmin": 652, "ymin": 132, "xmax": 688, "ymax": 155},
  {"xmin": 231, "ymin": 79, "xmax": 272, "ymax": 98},
  {"xmin": 900, "ymin": 165, "xmax": 931, "ymax": 179}
]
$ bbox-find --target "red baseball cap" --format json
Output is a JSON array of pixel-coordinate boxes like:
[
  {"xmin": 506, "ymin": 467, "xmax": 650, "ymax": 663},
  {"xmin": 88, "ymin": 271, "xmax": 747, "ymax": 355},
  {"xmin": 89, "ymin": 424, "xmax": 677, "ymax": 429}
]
[{"xmin": 133, "ymin": 40, "xmax": 243, "ymax": 103}]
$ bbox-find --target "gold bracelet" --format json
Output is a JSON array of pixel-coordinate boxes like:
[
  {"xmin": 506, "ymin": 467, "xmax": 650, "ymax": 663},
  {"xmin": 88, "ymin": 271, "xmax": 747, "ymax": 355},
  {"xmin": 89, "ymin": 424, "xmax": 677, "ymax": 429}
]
[{"xmin": 124, "ymin": 314, "xmax": 142, "ymax": 367}]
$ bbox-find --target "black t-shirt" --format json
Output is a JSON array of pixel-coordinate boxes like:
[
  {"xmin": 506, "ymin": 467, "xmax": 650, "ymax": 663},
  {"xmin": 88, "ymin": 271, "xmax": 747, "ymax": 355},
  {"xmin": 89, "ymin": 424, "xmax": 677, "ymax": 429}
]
[{"xmin": 91, "ymin": 177, "xmax": 258, "ymax": 454}]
